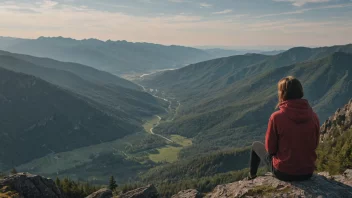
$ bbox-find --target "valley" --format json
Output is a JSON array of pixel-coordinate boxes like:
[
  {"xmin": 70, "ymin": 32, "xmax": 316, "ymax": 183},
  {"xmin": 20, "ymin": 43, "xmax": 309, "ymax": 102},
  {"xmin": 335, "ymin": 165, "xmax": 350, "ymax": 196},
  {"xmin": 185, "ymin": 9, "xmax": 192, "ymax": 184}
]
[
  {"xmin": 140, "ymin": 89, "xmax": 192, "ymax": 164},
  {"xmin": 1, "ymin": 37, "xmax": 352, "ymax": 198},
  {"xmin": 0, "ymin": 66, "xmax": 142, "ymax": 170},
  {"xmin": 9, "ymin": 72, "xmax": 191, "ymax": 183},
  {"xmin": 0, "ymin": 50, "xmax": 171, "ymax": 183},
  {"xmin": 144, "ymin": 115, "xmax": 173, "ymax": 143},
  {"xmin": 137, "ymin": 45, "xmax": 352, "ymax": 159},
  {"xmin": 3, "ymin": 43, "xmax": 352, "ymax": 186}
]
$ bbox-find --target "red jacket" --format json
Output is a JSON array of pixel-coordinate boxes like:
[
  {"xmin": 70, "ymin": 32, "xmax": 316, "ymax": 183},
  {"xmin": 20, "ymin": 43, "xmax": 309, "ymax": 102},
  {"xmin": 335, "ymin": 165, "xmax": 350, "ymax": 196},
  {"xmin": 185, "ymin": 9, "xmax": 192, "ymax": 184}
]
[{"xmin": 265, "ymin": 99, "xmax": 320, "ymax": 175}]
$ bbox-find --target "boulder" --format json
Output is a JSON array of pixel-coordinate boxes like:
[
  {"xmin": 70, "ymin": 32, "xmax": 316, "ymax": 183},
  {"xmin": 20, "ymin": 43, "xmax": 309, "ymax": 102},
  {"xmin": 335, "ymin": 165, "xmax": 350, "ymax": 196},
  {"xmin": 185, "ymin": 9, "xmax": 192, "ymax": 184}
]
[
  {"xmin": 86, "ymin": 188, "xmax": 112, "ymax": 198},
  {"xmin": 171, "ymin": 189, "xmax": 201, "ymax": 198},
  {"xmin": 119, "ymin": 184, "xmax": 158, "ymax": 198},
  {"xmin": 204, "ymin": 170, "xmax": 352, "ymax": 198},
  {"xmin": 0, "ymin": 173, "xmax": 65, "ymax": 198}
]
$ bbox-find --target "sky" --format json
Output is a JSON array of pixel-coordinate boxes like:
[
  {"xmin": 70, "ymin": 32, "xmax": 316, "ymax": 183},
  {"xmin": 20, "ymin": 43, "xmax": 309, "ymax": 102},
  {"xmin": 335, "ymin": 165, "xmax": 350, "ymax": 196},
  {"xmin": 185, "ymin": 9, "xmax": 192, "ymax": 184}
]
[{"xmin": 0, "ymin": 0, "xmax": 351, "ymax": 48}]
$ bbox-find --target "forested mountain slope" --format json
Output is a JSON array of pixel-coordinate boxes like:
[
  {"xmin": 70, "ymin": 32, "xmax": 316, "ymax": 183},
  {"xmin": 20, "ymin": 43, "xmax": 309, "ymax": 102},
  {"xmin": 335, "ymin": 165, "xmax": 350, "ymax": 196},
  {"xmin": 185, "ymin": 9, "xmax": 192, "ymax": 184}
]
[
  {"xmin": 141, "ymin": 147, "xmax": 250, "ymax": 183},
  {"xmin": 0, "ymin": 67, "xmax": 140, "ymax": 170},
  {"xmin": 0, "ymin": 53, "xmax": 167, "ymax": 121},
  {"xmin": 139, "ymin": 53, "xmax": 270, "ymax": 101},
  {"xmin": 139, "ymin": 49, "xmax": 352, "ymax": 157},
  {"xmin": 0, "ymin": 50, "xmax": 140, "ymax": 90},
  {"xmin": 140, "ymin": 44, "xmax": 352, "ymax": 102},
  {"xmin": 204, "ymin": 49, "xmax": 284, "ymax": 58},
  {"xmin": 0, "ymin": 37, "xmax": 211, "ymax": 74}
]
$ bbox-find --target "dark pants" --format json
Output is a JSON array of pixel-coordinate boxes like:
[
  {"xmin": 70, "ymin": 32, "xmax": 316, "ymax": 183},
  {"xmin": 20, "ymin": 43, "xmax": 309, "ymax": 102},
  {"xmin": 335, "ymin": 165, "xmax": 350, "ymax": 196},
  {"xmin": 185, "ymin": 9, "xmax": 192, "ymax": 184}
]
[
  {"xmin": 249, "ymin": 141, "xmax": 313, "ymax": 181},
  {"xmin": 250, "ymin": 141, "xmax": 272, "ymax": 176}
]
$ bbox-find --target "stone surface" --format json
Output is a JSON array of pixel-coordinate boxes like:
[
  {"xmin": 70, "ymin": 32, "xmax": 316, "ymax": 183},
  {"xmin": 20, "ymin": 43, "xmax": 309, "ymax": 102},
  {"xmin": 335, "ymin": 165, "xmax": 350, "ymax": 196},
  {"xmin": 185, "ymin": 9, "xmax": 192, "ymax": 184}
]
[
  {"xmin": 171, "ymin": 189, "xmax": 201, "ymax": 198},
  {"xmin": 326, "ymin": 169, "xmax": 352, "ymax": 187},
  {"xmin": 119, "ymin": 185, "xmax": 158, "ymax": 198},
  {"xmin": 204, "ymin": 170, "xmax": 352, "ymax": 198},
  {"xmin": 0, "ymin": 173, "xmax": 65, "ymax": 198},
  {"xmin": 86, "ymin": 188, "xmax": 112, "ymax": 198},
  {"xmin": 320, "ymin": 99, "xmax": 352, "ymax": 141}
]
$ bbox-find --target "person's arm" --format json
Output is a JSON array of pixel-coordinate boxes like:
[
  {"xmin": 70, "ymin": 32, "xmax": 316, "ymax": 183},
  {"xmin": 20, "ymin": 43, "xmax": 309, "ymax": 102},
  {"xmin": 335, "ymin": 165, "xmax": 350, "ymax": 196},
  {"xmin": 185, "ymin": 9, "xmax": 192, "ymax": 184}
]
[
  {"xmin": 265, "ymin": 115, "xmax": 278, "ymax": 155},
  {"xmin": 314, "ymin": 113, "xmax": 320, "ymax": 149}
]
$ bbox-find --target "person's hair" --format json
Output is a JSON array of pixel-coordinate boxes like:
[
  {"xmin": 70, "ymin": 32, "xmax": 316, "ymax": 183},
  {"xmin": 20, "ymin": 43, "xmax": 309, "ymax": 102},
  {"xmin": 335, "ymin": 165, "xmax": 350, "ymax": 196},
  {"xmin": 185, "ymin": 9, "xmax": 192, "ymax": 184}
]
[{"xmin": 276, "ymin": 76, "xmax": 304, "ymax": 108}]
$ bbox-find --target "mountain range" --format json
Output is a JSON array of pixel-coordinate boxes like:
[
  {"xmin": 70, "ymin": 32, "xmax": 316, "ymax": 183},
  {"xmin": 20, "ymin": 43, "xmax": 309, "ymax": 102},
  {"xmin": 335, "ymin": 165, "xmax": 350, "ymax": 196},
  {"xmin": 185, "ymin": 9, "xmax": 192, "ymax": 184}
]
[
  {"xmin": 204, "ymin": 48, "xmax": 284, "ymax": 58},
  {"xmin": 0, "ymin": 51, "xmax": 167, "ymax": 121},
  {"xmin": 1, "ymin": 37, "xmax": 352, "ymax": 192},
  {"xmin": 0, "ymin": 37, "xmax": 290, "ymax": 75},
  {"xmin": 0, "ymin": 37, "xmax": 212, "ymax": 75},
  {"xmin": 138, "ymin": 44, "xmax": 352, "ymax": 157},
  {"xmin": 0, "ymin": 49, "xmax": 170, "ymax": 171}
]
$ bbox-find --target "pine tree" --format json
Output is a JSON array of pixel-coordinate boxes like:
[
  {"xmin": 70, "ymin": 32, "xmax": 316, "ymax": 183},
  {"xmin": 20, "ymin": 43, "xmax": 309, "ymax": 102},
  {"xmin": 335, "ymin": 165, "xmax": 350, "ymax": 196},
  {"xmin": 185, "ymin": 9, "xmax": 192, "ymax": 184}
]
[
  {"xmin": 55, "ymin": 177, "xmax": 61, "ymax": 188},
  {"xmin": 108, "ymin": 176, "xmax": 118, "ymax": 191},
  {"xmin": 10, "ymin": 168, "xmax": 17, "ymax": 175},
  {"xmin": 80, "ymin": 185, "xmax": 85, "ymax": 196}
]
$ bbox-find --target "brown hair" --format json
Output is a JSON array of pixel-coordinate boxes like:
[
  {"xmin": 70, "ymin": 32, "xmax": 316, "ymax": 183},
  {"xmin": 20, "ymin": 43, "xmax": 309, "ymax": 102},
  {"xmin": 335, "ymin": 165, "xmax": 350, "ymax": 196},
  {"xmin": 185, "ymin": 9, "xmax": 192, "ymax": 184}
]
[{"xmin": 276, "ymin": 76, "xmax": 304, "ymax": 108}]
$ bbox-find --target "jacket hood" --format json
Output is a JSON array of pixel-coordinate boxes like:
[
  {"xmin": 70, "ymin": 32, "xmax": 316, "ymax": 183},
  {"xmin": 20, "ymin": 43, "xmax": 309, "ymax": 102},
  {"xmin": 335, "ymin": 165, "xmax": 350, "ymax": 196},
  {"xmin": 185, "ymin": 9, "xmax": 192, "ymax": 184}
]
[{"xmin": 279, "ymin": 99, "xmax": 313, "ymax": 123}]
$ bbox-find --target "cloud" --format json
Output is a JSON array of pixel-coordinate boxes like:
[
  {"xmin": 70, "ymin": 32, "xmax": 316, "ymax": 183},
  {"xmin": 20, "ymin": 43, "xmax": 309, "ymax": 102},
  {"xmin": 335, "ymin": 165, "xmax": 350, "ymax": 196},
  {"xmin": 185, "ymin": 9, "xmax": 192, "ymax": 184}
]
[
  {"xmin": 273, "ymin": 0, "xmax": 331, "ymax": 6},
  {"xmin": 93, "ymin": 2, "xmax": 130, "ymax": 8},
  {"xmin": 168, "ymin": 0, "xmax": 189, "ymax": 3},
  {"xmin": 140, "ymin": 0, "xmax": 152, "ymax": 3},
  {"xmin": 200, "ymin": 3, "xmax": 212, "ymax": 8},
  {"xmin": 7, "ymin": 8, "xmax": 39, "ymax": 13},
  {"xmin": 0, "ymin": 0, "xmax": 351, "ymax": 47},
  {"xmin": 212, "ymin": 9, "xmax": 232, "ymax": 14},
  {"xmin": 257, "ymin": 3, "xmax": 352, "ymax": 18},
  {"xmin": 37, "ymin": 0, "xmax": 59, "ymax": 9}
]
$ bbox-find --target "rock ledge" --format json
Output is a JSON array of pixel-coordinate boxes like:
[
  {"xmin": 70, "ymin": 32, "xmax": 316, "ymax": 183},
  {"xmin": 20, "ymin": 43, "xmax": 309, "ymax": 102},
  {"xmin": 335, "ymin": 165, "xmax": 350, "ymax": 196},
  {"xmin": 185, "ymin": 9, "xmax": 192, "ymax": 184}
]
[{"xmin": 204, "ymin": 170, "xmax": 352, "ymax": 198}]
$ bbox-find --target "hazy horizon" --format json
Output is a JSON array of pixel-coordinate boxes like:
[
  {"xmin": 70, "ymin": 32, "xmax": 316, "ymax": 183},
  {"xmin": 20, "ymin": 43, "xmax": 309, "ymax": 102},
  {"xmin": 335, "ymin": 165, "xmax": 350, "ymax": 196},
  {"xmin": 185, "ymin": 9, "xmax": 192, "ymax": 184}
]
[
  {"xmin": 0, "ymin": 0, "xmax": 351, "ymax": 47},
  {"xmin": 0, "ymin": 34, "xmax": 294, "ymax": 50},
  {"xmin": 1, "ymin": 35, "xmax": 347, "ymax": 51}
]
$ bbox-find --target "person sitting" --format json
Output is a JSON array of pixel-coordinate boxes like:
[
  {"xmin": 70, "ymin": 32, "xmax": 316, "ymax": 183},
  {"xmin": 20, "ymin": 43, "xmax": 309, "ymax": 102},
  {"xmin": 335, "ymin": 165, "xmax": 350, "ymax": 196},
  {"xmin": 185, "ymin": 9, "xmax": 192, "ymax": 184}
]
[{"xmin": 248, "ymin": 76, "xmax": 320, "ymax": 181}]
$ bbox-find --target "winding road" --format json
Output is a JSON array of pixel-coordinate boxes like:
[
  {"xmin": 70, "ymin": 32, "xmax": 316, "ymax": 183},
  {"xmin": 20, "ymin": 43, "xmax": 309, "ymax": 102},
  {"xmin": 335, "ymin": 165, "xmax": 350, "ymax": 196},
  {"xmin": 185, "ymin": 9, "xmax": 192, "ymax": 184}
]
[
  {"xmin": 138, "ymin": 83, "xmax": 176, "ymax": 143},
  {"xmin": 149, "ymin": 115, "xmax": 173, "ymax": 142}
]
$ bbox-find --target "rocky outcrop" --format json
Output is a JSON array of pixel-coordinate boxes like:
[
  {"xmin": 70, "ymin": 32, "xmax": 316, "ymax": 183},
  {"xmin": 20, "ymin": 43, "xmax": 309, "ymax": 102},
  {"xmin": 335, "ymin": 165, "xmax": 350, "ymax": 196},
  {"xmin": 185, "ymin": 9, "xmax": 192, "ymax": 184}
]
[
  {"xmin": 86, "ymin": 188, "xmax": 112, "ymax": 198},
  {"xmin": 327, "ymin": 169, "xmax": 352, "ymax": 187},
  {"xmin": 0, "ymin": 173, "xmax": 65, "ymax": 198},
  {"xmin": 171, "ymin": 189, "xmax": 201, "ymax": 198},
  {"xmin": 204, "ymin": 170, "xmax": 352, "ymax": 198},
  {"xmin": 119, "ymin": 185, "xmax": 158, "ymax": 198},
  {"xmin": 320, "ymin": 99, "xmax": 352, "ymax": 141}
]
